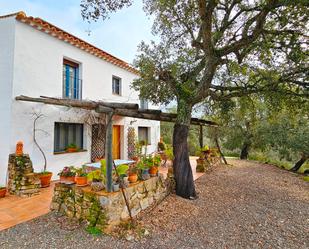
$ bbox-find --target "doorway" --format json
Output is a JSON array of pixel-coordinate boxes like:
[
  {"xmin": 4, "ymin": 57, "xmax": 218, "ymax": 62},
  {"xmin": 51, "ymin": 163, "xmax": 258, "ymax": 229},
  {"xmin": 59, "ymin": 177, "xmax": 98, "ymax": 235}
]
[{"xmin": 112, "ymin": 125, "xmax": 121, "ymax": 159}]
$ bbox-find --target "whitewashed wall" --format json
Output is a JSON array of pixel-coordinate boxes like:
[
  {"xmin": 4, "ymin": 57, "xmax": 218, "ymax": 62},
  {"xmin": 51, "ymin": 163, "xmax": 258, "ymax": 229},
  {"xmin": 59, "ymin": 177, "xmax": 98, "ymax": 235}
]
[
  {"xmin": 0, "ymin": 17, "xmax": 15, "ymax": 185},
  {"xmin": 0, "ymin": 18, "xmax": 160, "ymax": 184}
]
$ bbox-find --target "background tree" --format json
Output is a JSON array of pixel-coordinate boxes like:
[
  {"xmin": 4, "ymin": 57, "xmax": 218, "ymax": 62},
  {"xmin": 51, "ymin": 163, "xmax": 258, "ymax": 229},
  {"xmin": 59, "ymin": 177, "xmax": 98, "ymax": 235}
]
[
  {"xmin": 258, "ymin": 108, "xmax": 309, "ymax": 171},
  {"xmin": 81, "ymin": 0, "xmax": 308, "ymax": 199},
  {"xmin": 209, "ymin": 97, "xmax": 265, "ymax": 160},
  {"xmin": 209, "ymin": 95, "xmax": 309, "ymax": 172}
]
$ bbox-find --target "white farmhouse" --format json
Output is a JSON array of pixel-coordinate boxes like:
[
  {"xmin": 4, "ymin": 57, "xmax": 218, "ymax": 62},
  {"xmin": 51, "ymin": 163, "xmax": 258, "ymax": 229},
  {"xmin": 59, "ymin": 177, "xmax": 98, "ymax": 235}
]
[{"xmin": 0, "ymin": 12, "xmax": 160, "ymax": 185}]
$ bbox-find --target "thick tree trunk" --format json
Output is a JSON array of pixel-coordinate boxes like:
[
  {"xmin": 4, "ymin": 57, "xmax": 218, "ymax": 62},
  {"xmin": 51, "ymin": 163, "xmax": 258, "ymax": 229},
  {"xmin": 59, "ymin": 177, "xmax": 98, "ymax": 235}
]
[
  {"xmin": 290, "ymin": 154, "xmax": 308, "ymax": 172},
  {"xmin": 240, "ymin": 141, "xmax": 251, "ymax": 159},
  {"xmin": 173, "ymin": 100, "xmax": 197, "ymax": 199}
]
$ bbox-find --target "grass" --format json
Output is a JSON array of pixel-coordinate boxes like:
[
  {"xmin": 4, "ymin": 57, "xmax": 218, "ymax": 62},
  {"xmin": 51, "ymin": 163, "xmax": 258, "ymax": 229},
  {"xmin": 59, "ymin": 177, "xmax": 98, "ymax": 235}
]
[
  {"xmin": 85, "ymin": 226, "xmax": 102, "ymax": 236},
  {"xmin": 247, "ymin": 153, "xmax": 309, "ymax": 181}
]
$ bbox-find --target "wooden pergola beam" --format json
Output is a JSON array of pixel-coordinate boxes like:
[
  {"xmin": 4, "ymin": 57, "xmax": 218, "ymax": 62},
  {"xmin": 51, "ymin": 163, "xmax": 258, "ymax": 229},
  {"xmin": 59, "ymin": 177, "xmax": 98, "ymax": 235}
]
[
  {"xmin": 16, "ymin": 95, "xmax": 139, "ymax": 110},
  {"xmin": 97, "ymin": 107, "xmax": 217, "ymax": 127},
  {"xmin": 15, "ymin": 95, "xmax": 218, "ymax": 126},
  {"xmin": 15, "ymin": 95, "xmax": 218, "ymax": 193}
]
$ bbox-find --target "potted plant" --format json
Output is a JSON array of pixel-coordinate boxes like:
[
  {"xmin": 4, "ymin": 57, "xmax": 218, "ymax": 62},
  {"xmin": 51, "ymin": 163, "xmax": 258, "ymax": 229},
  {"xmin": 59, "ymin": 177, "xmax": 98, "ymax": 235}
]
[
  {"xmin": 66, "ymin": 143, "xmax": 78, "ymax": 153},
  {"xmin": 149, "ymin": 165, "xmax": 158, "ymax": 176},
  {"xmin": 87, "ymin": 170, "xmax": 104, "ymax": 191},
  {"xmin": 75, "ymin": 166, "xmax": 88, "ymax": 186},
  {"xmin": 31, "ymin": 113, "xmax": 53, "ymax": 188},
  {"xmin": 128, "ymin": 165, "xmax": 138, "ymax": 183},
  {"xmin": 136, "ymin": 161, "xmax": 150, "ymax": 180},
  {"xmin": 38, "ymin": 170, "xmax": 53, "ymax": 187},
  {"xmin": 153, "ymin": 154, "xmax": 162, "ymax": 167},
  {"xmin": 148, "ymin": 155, "xmax": 161, "ymax": 176},
  {"xmin": 58, "ymin": 166, "xmax": 76, "ymax": 183},
  {"xmin": 113, "ymin": 164, "xmax": 129, "ymax": 191},
  {"xmin": 0, "ymin": 186, "xmax": 7, "ymax": 198}
]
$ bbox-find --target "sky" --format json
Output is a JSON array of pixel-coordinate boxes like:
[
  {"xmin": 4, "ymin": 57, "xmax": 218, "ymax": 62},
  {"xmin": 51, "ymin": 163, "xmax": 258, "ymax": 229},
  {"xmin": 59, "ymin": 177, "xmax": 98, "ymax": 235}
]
[{"xmin": 0, "ymin": 0, "xmax": 155, "ymax": 64}]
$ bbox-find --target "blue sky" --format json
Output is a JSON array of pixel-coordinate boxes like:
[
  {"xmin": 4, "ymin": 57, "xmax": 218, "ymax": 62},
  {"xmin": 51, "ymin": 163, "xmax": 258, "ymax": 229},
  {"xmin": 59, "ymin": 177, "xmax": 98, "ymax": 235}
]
[{"xmin": 0, "ymin": 0, "xmax": 155, "ymax": 63}]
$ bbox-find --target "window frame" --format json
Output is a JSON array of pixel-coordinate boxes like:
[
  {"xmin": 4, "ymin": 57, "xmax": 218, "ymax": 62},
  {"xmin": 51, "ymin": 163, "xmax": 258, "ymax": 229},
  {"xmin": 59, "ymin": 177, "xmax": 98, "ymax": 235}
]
[
  {"xmin": 138, "ymin": 126, "xmax": 151, "ymax": 145},
  {"xmin": 54, "ymin": 122, "xmax": 85, "ymax": 153},
  {"xmin": 112, "ymin": 76, "xmax": 122, "ymax": 96},
  {"xmin": 63, "ymin": 59, "xmax": 82, "ymax": 100}
]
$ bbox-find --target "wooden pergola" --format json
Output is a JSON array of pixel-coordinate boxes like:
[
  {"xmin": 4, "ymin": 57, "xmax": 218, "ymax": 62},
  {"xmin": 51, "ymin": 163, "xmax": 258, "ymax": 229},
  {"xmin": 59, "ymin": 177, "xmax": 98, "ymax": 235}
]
[{"xmin": 16, "ymin": 95, "xmax": 218, "ymax": 192}]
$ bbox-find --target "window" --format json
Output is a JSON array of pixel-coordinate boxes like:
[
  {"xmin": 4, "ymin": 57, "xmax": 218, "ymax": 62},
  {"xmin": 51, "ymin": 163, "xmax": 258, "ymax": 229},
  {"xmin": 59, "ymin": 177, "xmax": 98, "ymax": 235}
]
[
  {"xmin": 138, "ymin": 127, "xmax": 151, "ymax": 145},
  {"xmin": 63, "ymin": 59, "xmax": 81, "ymax": 99},
  {"xmin": 54, "ymin": 122, "xmax": 84, "ymax": 152},
  {"xmin": 140, "ymin": 99, "xmax": 148, "ymax": 109},
  {"xmin": 112, "ymin": 76, "xmax": 121, "ymax": 95}
]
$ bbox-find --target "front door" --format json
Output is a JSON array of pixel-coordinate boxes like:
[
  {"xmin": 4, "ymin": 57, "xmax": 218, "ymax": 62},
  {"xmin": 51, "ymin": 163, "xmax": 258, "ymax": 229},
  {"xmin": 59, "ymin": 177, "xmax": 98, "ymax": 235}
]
[{"xmin": 112, "ymin": 125, "xmax": 121, "ymax": 159}]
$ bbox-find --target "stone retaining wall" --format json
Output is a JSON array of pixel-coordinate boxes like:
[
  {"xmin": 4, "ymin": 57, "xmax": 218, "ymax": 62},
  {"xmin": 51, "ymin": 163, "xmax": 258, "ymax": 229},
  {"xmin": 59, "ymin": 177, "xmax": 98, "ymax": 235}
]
[
  {"xmin": 50, "ymin": 176, "xmax": 170, "ymax": 232},
  {"xmin": 7, "ymin": 154, "xmax": 40, "ymax": 197}
]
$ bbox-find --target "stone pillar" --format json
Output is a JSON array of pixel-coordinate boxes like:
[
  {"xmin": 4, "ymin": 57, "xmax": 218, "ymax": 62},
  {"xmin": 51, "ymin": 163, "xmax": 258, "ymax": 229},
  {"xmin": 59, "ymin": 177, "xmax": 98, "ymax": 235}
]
[{"xmin": 7, "ymin": 153, "xmax": 40, "ymax": 197}]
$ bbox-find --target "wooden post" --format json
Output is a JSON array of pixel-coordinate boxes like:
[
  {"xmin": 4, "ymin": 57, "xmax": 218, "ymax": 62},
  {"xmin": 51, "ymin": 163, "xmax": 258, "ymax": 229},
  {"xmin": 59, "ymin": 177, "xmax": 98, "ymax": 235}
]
[
  {"xmin": 199, "ymin": 125, "xmax": 203, "ymax": 148},
  {"xmin": 105, "ymin": 112, "xmax": 113, "ymax": 192},
  {"xmin": 214, "ymin": 130, "xmax": 227, "ymax": 165}
]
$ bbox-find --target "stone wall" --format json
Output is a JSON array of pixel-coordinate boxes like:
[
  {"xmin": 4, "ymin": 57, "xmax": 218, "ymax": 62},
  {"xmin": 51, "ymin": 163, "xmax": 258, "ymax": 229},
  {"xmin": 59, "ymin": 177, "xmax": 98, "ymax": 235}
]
[
  {"xmin": 7, "ymin": 153, "xmax": 40, "ymax": 197},
  {"xmin": 50, "ymin": 176, "xmax": 170, "ymax": 232}
]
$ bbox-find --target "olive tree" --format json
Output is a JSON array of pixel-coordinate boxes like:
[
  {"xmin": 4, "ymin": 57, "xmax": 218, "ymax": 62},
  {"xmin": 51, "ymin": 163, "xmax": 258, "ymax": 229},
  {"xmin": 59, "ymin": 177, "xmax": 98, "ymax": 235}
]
[{"xmin": 81, "ymin": 0, "xmax": 308, "ymax": 198}]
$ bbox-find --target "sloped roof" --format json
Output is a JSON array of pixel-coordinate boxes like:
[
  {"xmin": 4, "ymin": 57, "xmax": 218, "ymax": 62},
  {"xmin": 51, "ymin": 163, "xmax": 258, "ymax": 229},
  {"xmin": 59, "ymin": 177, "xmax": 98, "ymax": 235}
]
[{"xmin": 0, "ymin": 11, "xmax": 138, "ymax": 75}]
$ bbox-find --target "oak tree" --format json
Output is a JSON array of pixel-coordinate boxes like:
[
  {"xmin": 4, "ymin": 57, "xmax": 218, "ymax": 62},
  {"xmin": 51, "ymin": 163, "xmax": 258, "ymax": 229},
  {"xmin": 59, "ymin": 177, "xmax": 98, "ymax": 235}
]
[{"xmin": 81, "ymin": 0, "xmax": 308, "ymax": 198}]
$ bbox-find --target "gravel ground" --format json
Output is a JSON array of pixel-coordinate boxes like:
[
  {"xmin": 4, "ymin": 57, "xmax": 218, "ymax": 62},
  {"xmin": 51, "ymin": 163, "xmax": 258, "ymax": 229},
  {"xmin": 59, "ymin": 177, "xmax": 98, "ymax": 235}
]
[{"xmin": 1, "ymin": 159, "xmax": 308, "ymax": 249}]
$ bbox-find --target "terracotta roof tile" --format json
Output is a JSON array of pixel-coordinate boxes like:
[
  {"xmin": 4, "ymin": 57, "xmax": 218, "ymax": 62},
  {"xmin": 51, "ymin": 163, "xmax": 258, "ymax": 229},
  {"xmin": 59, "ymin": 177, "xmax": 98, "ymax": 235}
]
[{"xmin": 0, "ymin": 11, "xmax": 138, "ymax": 75}]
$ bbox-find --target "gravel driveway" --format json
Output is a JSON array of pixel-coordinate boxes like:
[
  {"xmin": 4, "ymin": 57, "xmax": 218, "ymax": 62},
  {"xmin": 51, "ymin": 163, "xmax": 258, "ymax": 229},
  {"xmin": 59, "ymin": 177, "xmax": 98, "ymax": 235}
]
[{"xmin": 1, "ymin": 159, "xmax": 308, "ymax": 249}]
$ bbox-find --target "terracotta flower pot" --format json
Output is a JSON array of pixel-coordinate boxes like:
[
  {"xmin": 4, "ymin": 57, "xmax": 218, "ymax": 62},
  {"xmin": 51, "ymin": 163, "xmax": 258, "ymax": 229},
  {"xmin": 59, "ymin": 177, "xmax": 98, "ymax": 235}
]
[
  {"xmin": 149, "ymin": 166, "xmax": 158, "ymax": 176},
  {"xmin": 0, "ymin": 188, "xmax": 7, "ymax": 198},
  {"xmin": 131, "ymin": 156, "xmax": 139, "ymax": 162},
  {"xmin": 60, "ymin": 176, "xmax": 75, "ymax": 183},
  {"xmin": 39, "ymin": 173, "xmax": 52, "ymax": 188},
  {"xmin": 66, "ymin": 148, "xmax": 77, "ymax": 153},
  {"xmin": 75, "ymin": 176, "xmax": 88, "ymax": 186},
  {"xmin": 128, "ymin": 173, "xmax": 138, "ymax": 183}
]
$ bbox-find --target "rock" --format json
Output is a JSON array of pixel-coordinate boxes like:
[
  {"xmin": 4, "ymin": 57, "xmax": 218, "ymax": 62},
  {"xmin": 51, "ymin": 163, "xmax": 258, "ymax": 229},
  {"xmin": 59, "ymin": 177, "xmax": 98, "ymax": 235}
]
[
  {"xmin": 140, "ymin": 198, "xmax": 149, "ymax": 210},
  {"xmin": 125, "ymin": 234, "xmax": 134, "ymax": 241},
  {"xmin": 99, "ymin": 196, "xmax": 110, "ymax": 206},
  {"xmin": 50, "ymin": 173, "xmax": 169, "ymax": 233}
]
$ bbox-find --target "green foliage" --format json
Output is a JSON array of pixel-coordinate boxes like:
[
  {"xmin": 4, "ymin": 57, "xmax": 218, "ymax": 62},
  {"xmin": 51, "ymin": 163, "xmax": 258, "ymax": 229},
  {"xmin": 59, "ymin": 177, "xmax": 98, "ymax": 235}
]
[
  {"xmin": 153, "ymin": 154, "xmax": 161, "ymax": 166},
  {"xmin": 81, "ymin": 0, "xmax": 309, "ymax": 194},
  {"xmin": 58, "ymin": 166, "xmax": 76, "ymax": 177},
  {"xmin": 85, "ymin": 226, "xmax": 102, "ymax": 236},
  {"xmin": 66, "ymin": 143, "xmax": 77, "ymax": 149},
  {"xmin": 136, "ymin": 161, "xmax": 149, "ymax": 171},
  {"xmin": 116, "ymin": 164, "xmax": 129, "ymax": 176},
  {"xmin": 160, "ymin": 121, "xmax": 173, "ymax": 144},
  {"xmin": 15, "ymin": 156, "xmax": 26, "ymax": 168},
  {"xmin": 87, "ymin": 170, "xmax": 102, "ymax": 182},
  {"xmin": 164, "ymin": 145, "xmax": 174, "ymax": 160},
  {"xmin": 75, "ymin": 166, "xmax": 88, "ymax": 177},
  {"xmin": 40, "ymin": 170, "xmax": 52, "ymax": 175}
]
